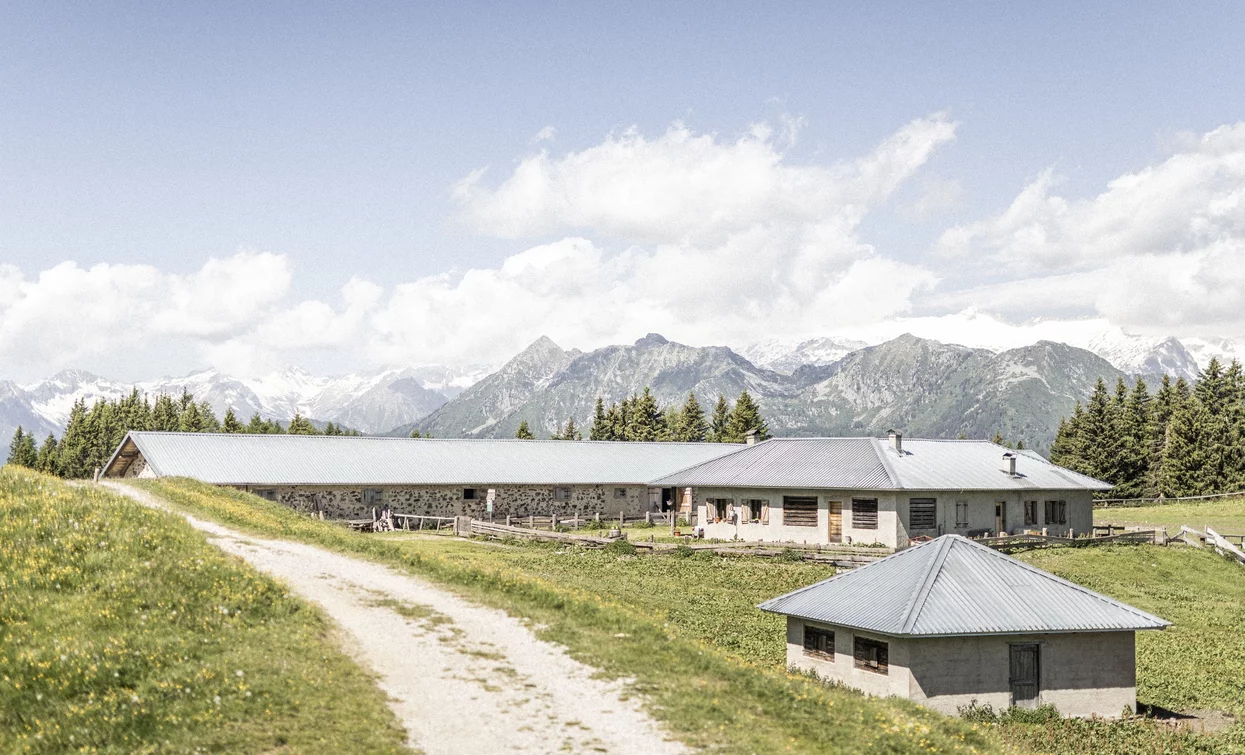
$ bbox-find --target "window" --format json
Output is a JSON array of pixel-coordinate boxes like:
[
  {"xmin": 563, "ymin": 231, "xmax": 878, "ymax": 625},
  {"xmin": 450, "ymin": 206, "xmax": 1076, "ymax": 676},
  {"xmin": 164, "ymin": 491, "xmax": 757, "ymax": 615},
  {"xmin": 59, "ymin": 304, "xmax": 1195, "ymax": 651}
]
[
  {"xmin": 614, "ymin": 487, "xmax": 628, "ymax": 499},
  {"xmin": 462, "ymin": 488, "xmax": 477, "ymax": 500},
  {"xmin": 747, "ymin": 499, "xmax": 766, "ymax": 522},
  {"xmin": 1044, "ymin": 500, "xmax": 1067, "ymax": 525},
  {"xmin": 783, "ymin": 496, "xmax": 818, "ymax": 527},
  {"xmin": 854, "ymin": 637, "xmax": 889, "ymax": 675},
  {"xmin": 254, "ymin": 488, "xmax": 277, "ymax": 502},
  {"xmin": 851, "ymin": 499, "xmax": 879, "ymax": 530},
  {"xmin": 551, "ymin": 486, "xmax": 572, "ymax": 501},
  {"xmin": 803, "ymin": 625, "xmax": 835, "ymax": 661},
  {"xmin": 363, "ymin": 488, "xmax": 383, "ymax": 506},
  {"xmin": 908, "ymin": 498, "xmax": 936, "ymax": 530},
  {"xmin": 954, "ymin": 500, "xmax": 969, "ymax": 528},
  {"xmin": 1024, "ymin": 500, "xmax": 1038, "ymax": 526},
  {"xmin": 708, "ymin": 498, "xmax": 733, "ymax": 520}
]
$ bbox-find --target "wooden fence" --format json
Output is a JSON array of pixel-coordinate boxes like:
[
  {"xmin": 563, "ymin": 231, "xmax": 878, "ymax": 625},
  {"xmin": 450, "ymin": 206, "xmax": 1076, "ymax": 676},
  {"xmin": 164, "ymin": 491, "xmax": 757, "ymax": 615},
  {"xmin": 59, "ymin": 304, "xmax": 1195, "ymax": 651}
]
[
  {"xmin": 1095, "ymin": 489, "xmax": 1245, "ymax": 509},
  {"xmin": 972, "ymin": 529, "xmax": 1159, "ymax": 553},
  {"xmin": 464, "ymin": 519, "xmax": 889, "ymax": 567}
]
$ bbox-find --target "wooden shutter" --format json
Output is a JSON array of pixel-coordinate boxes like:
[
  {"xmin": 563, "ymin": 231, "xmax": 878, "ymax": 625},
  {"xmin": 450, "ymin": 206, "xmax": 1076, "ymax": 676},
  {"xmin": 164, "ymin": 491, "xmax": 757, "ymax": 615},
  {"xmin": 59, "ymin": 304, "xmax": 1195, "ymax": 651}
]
[
  {"xmin": 783, "ymin": 496, "xmax": 818, "ymax": 527},
  {"xmin": 908, "ymin": 498, "xmax": 936, "ymax": 529},
  {"xmin": 726, "ymin": 502, "xmax": 735, "ymax": 521},
  {"xmin": 853, "ymin": 637, "xmax": 889, "ymax": 675},
  {"xmin": 739, "ymin": 502, "xmax": 749, "ymax": 523},
  {"xmin": 851, "ymin": 499, "xmax": 879, "ymax": 529},
  {"xmin": 761, "ymin": 501, "xmax": 770, "ymax": 524}
]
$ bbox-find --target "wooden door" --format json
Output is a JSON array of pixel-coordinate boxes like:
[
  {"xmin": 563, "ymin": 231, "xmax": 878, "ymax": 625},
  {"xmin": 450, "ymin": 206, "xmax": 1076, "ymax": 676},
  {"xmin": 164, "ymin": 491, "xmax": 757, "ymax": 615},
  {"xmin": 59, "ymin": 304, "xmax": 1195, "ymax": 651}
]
[
  {"xmin": 827, "ymin": 501, "xmax": 842, "ymax": 543},
  {"xmin": 995, "ymin": 502, "xmax": 1007, "ymax": 535},
  {"xmin": 1009, "ymin": 644, "xmax": 1040, "ymax": 708}
]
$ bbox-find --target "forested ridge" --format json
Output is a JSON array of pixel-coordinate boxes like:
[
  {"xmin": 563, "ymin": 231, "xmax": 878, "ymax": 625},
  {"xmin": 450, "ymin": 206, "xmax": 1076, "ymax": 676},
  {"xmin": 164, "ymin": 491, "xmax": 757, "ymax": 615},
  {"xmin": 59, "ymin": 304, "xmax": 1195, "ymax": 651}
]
[
  {"xmin": 1050, "ymin": 358, "xmax": 1245, "ymax": 499},
  {"xmin": 5, "ymin": 389, "xmax": 357, "ymax": 478}
]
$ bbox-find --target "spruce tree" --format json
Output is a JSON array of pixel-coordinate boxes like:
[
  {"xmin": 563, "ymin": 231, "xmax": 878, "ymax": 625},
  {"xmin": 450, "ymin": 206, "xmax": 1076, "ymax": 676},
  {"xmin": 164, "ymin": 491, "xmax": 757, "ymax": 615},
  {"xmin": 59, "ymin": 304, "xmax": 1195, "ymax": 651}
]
[
  {"xmin": 409, "ymin": 429, "xmax": 423, "ymax": 438},
  {"xmin": 708, "ymin": 395, "xmax": 731, "ymax": 443},
  {"xmin": 629, "ymin": 388, "xmax": 663, "ymax": 441},
  {"xmin": 727, "ymin": 390, "xmax": 769, "ymax": 443},
  {"xmin": 152, "ymin": 394, "xmax": 181, "ymax": 431},
  {"xmin": 1081, "ymin": 378, "xmax": 1116, "ymax": 483},
  {"xmin": 660, "ymin": 406, "xmax": 680, "ymax": 441},
  {"xmin": 57, "ymin": 399, "xmax": 92, "ymax": 478},
  {"xmin": 198, "ymin": 401, "xmax": 220, "ymax": 432},
  {"xmin": 617, "ymin": 397, "xmax": 635, "ymax": 440},
  {"xmin": 676, "ymin": 392, "xmax": 708, "ymax": 442},
  {"xmin": 515, "ymin": 420, "xmax": 534, "ymax": 439},
  {"xmin": 601, "ymin": 402, "xmax": 621, "ymax": 441},
  {"xmin": 287, "ymin": 413, "xmax": 319, "ymax": 435},
  {"xmin": 221, "ymin": 408, "xmax": 244, "ymax": 433},
  {"xmin": 590, "ymin": 398, "xmax": 610, "ymax": 440},
  {"xmin": 35, "ymin": 435, "xmax": 59, "ymax": 475},
  {"xmin": 7, "ymin": 427, "xmax": 37, "ymax": 468},
  {"xmin": 1148, "ymin": 376, "xmax": 1177, "ymax": 494},
  {"xmin": 1114, "ymin": 378, "xmax": 1153, "ymax": 498},
  {"xmin": 1159, "ymin": 397, "xmax": 1208, "ymax": 497},
  {"xmin": 178, "ymin": 401, "xmax": 204, "ymax": 433},
  {"xmin": 555, "ymin": 416, "xmax": 582, "ymax": 440}
]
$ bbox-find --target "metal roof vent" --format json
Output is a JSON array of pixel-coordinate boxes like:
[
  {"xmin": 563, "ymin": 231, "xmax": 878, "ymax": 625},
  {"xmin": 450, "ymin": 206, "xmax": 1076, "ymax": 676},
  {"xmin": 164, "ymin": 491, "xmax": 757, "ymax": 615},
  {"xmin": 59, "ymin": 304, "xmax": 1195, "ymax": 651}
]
[
  {"xmin": 1003, "ymin": 451, "xmax": 1018, "ymax": 477},
  {"xmin": 745, "ymin": 430, "xmax": 758, "ymax": 446},
  {"xmin": 887, "ymin": 429, "xmax": 903, "ymax": 454}
]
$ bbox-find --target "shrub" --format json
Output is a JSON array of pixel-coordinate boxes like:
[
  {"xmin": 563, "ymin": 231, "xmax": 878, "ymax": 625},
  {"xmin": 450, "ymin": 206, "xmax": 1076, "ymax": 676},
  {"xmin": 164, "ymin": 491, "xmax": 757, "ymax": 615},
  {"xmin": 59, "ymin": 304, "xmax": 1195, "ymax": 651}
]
[{"xmin": 603, "ymin": 539, "xmax": 637, "ymax": 556}]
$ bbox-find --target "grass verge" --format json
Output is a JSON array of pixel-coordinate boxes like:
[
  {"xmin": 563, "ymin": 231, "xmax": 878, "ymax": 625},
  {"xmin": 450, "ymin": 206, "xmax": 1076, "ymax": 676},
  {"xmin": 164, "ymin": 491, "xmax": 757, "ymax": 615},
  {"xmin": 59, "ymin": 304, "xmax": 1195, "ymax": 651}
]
[
  {"xmin": 136, "ymin": 477, "xmax": 1001, "ymax": 754},
  {"xmin": 0, "ymin": 467, "xmax": 409, "ymax": 754},
  {"xmin": 1095, "ymin": 497, "xmax": 1245, "ymax": 536}
]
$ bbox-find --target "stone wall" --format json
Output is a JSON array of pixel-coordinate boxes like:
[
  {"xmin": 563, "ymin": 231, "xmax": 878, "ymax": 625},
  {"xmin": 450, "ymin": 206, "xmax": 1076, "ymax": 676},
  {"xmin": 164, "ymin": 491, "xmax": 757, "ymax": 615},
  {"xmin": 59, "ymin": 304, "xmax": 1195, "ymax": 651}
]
[
  {"xmin": 239, "ymin": 483, "xmax": 652, "ymax": 520},
  {"xmin": 123, "ymin": 456, "xmax": 148, "ymax": 479}
]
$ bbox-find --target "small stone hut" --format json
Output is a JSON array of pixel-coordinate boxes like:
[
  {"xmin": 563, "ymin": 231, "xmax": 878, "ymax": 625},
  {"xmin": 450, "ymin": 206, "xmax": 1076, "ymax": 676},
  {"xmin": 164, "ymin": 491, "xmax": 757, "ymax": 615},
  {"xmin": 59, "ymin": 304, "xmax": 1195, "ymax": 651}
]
[
  {"xmin": 759, "ymin": 534, "xmax": 1169, "ymax": 718},
  {"xmin": 102, "ymin": 431, "xmax": 739, "ymax": 520}
]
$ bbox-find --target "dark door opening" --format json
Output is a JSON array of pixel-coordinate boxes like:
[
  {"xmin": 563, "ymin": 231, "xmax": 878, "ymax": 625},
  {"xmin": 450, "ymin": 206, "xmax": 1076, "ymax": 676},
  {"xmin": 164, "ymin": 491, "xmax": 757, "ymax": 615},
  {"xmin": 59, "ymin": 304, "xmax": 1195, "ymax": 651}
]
[{"xmin": 1009, "ymin": 643, "xmax": 1039, "ymax": 708}]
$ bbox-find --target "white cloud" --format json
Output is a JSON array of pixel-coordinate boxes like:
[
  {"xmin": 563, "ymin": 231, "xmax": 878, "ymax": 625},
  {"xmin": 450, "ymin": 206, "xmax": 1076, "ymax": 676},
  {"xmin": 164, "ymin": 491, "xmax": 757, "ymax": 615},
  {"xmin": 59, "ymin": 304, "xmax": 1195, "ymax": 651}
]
[
  {"xmin": 531, "ymin": 125, "xmax": 557, "ymax": 143},
  {"xmin": 931, "ymin": 121, "xmax": 1245, "ymax": 337}
]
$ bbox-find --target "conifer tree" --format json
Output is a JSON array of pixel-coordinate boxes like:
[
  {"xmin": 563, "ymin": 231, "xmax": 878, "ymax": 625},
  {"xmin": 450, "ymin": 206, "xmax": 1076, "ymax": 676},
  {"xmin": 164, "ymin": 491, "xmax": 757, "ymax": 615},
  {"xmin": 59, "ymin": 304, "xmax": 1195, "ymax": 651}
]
[
  {"xmin": 287, "ymin": 413, "xmax": 318, "ymax": 435},
  {"xmin": 629, "ymin": 388, "xmax": 663, "ymax": 441},
  {"xmin": 35, "ymin": 435, "xmax": 59, "ymax": 475},
  {"xmin": 1148, "ymin": 376, "xmax": 1177, "ymax": 493},
  {"xmin": 178, "ymin": 401, "xmax": 205, "ymax": 433},
  {"xmin": 1114, "ymin": 378, "xmax": 1154, "ymax": 498},
  {"xmin": 675, "ymin": 392, "xmax": 708, "ymax": 442},
  {"xmin": 708, "ymin": 395, "xmax": 731, "ymax": 443},
  {"xmin": 554, "ymin": 416, "xmax": 582, "ymax": 440},
  {"xmin": 1081, "ymin": 378, "xmax": 1116, "ymax": 482},
  {"xmin": 727, "ymin": 390, "xmax": 770, "ymax": 443},
  {"xmin": 515, "ymin": 420, "xmax": 534, "ymax": 439},
  {"xmin": 198, "ymin": 401, "xmax": 220, "ymax": 433},
  {"xmin": 616, "ymin": 397, "xmax": 635, "ymax": 440},
  {"xmin": 221, "ymin": 408, "xmax": 244, "ymax": 433},
  {"xmin": 1159, "ymin": 396, "xmax": 1208, "ymax": 496},
  {"xmin": 57, "ymin": 399, "xmax": 93, "ymax": 478},
  {"xmin": 152, "ymin": 394, "xmax": 181, "ymax": 431},
  {"xmin": 590, "ymin": 398, "xmax": 610, "ymax": 440},
  {"xmin": 601, "ymin": 402, "xmax": 621, "ymax": 441},
  {"xmin": 409, "ymin": 429, "xmax": 423, "ymax": 438},
  {"xmin": 7, "ymin": 427, "xmax": 37, "ymax": 468}
]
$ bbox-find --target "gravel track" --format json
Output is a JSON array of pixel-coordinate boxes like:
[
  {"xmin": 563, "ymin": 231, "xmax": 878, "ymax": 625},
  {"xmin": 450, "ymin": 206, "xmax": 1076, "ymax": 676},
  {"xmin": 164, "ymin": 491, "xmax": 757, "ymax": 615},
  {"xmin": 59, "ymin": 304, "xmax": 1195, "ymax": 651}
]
[{"xmin": 103, "ymin": 481, "xmax": 686, "ymax": 755}]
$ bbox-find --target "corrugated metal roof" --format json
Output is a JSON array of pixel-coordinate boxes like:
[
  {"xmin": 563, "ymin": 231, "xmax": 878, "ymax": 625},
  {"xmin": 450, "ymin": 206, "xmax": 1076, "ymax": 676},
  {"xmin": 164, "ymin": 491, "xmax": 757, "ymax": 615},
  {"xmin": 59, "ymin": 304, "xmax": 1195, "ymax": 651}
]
[
  {"xmin": 109, "ymin": 432, "xmax": 742, "ymax": 486},
  {"xmin": 758, "ymin": 534, "xmax": 1169, "ymax": 636},
  {"xmin": 650, "ymin": 437, "xmax": 1112, "ymax": 491}
]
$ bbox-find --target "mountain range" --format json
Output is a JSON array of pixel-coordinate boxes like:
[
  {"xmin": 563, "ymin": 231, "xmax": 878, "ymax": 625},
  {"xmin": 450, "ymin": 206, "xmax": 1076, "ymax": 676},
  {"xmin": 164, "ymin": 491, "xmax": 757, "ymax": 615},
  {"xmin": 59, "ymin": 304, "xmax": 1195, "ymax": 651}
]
[{"xmin": 2, "ymin": 329, "xmax": 1237, "ymax": 453}]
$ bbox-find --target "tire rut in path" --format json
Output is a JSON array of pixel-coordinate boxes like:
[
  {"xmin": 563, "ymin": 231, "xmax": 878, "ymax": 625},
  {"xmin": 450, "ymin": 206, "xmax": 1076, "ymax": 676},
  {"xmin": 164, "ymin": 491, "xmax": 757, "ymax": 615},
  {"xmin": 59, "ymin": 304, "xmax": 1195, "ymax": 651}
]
[{"xmin": 102, "ymin": 482, "xmax": 686, "ymax": 755}]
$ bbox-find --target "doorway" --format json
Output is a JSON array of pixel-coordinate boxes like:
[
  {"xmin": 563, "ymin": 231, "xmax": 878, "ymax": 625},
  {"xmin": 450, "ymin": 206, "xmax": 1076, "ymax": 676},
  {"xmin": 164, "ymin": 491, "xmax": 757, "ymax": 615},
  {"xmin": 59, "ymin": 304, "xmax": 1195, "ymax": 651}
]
[
  {"xmin": 1009, "ymin": 644, "xmax": 1040, "ymax": 708},
  {"xmin": 994, "ymin": 502, "xmax": 1007, "ymax": 535},
  {"xmin": 827, "ymin": 501, "xmax": 842, "ymax": 543}
]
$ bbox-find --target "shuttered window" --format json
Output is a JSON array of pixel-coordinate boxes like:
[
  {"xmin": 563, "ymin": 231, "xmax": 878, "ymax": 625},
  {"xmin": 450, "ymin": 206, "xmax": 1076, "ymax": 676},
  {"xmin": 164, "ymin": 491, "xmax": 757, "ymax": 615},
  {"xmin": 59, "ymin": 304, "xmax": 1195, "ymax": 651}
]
[
  {"xmin": 1044, "ymin": 500, "xmax": 1067, "ymax": 524},
  {"xmin": 854, "ymin": 637, "xmax": 889, "ymax": 675},
  {"xmin": 852, "ymin": 499, "xmax": 879, "ymax": 530},
  {"xmin": 363, "ymin": 488, "xmax": 383, "ymax": 505},
  {"xmin": 803, "ymin": 626, "xmax": 835, "ymax": 661},
  {"xmin": 908, "ymin": 498, "xmax": 936, "ymax": 530},
  {"xmin": 1024, "ymin": 500, "xmax": 1038, "ymax": 526},
  {"xmin": 783, "ymin": 496, "xmax": 818, "ymax": 527},
  {"xmin": 747, "ymin": 499, "xmax": 766, "ymax": 522}
]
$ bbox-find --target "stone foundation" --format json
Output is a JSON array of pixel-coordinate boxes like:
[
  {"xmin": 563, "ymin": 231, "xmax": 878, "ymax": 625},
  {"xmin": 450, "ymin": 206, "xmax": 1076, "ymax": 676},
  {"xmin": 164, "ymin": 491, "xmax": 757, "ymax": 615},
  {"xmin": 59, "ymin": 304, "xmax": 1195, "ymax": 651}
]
[{"xmin": 238, "ymin": 483, "xmax": 651, "ymax": 521}]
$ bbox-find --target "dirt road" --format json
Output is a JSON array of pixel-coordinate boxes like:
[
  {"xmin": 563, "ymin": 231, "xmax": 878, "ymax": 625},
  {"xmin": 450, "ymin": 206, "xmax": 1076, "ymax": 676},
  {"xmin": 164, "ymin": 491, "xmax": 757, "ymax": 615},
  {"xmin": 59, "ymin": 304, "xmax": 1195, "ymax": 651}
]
[{"xmin": 103, "ymin": 481, "xmax": 686, "ymax": 755}]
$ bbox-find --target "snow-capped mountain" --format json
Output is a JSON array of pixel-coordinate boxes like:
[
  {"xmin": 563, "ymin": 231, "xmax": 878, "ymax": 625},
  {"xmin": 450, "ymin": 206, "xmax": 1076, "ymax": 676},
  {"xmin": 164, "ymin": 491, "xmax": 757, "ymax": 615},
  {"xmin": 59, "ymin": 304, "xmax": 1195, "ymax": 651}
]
[
  {"xmin": 3, "ymin": 363, "xmax": 493, "ymax": 442},
  {"xmin": 1182, "ymin": 337, "xmax": 1240, "ymax": 372},
  {"xmin": 739, "ymin": 337, "xmax": 869, "ymax": 374},
  {"xmin": 1084, "ymin": 330, "xmax": 1202, "ymax": 382}
]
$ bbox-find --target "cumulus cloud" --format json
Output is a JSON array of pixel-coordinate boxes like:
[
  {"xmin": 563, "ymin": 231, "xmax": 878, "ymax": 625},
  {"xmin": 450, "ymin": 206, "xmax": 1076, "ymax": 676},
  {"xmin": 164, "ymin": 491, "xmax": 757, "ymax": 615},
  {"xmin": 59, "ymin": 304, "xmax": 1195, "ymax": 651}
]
[{"xmin": 931, "ymin": 121, "xmax": 1245, "ymax": 337}]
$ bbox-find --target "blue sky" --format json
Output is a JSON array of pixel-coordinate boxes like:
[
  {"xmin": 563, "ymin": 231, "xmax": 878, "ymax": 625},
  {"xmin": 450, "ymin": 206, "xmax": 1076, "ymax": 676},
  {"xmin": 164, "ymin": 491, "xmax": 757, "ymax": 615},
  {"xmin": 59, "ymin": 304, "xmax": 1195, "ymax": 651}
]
[{"xmin": 3, "ymin": 2, "xmax": 1245, "ymax": 380}]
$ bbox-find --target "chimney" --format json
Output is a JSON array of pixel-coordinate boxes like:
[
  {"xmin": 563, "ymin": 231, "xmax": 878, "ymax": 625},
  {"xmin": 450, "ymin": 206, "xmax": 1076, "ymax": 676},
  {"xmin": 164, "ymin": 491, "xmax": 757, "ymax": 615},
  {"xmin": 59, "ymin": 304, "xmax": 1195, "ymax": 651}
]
[
  {"xmin": 1004, "ymin": 452, "xmax": 1018, "ymax": 476},
  {"xmin": 887, "ymin": 429, "xmax": 903, "ymax": 454},
  {"xmin": 745, "ymin": 430, "xmax": 758, "ymax": 446}
]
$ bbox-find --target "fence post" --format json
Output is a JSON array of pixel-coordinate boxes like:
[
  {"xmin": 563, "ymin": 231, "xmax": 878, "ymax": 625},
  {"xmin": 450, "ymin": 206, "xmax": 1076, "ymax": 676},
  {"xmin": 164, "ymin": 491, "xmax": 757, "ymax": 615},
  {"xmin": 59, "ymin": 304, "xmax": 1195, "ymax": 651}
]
[
  {"xmin": 619, "ymin": 510, "xmax": 624, "ymax": 528},
  {"xmin": 529, "ymin": 514, "xmax": 534, "ymax": 529},
  {"xmin": 506, "ymin": 514, "xmax": 512, "ymax": 527},
  {"xmin": 575, "ymin": 511, "xmax": 580, "ymax": 530},
  {"xmin": 645, "ymin": 511, "xmax": 651, "ymax": 524}
]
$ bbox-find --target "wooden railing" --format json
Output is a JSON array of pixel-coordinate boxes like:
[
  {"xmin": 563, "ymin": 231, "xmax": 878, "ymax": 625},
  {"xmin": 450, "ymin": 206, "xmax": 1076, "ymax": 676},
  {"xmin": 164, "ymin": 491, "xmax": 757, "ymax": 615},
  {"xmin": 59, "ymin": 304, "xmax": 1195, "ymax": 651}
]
[{"xmin": 973, "ymin": 529, "xmax": 1159, "ymax": 553}]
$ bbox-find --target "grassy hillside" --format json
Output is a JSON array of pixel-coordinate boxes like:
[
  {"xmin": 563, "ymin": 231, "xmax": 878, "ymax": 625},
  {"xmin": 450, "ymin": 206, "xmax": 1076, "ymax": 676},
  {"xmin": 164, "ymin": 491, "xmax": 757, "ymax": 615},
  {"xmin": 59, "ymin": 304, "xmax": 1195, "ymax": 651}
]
[
  {"xmin": 1095, "ymin": 497, "xmax": 1245, "ymax": 536},
  {"xmin": 135, "ymin": 477, "xmax": 1245, "ymax": 754},
  {"xmin": 0, "ymin": 467, "xmax": 409, "ymax": 754},
  {"xmin": 136, "ymin": 477, "xmax": 999, "ymax": 755}
]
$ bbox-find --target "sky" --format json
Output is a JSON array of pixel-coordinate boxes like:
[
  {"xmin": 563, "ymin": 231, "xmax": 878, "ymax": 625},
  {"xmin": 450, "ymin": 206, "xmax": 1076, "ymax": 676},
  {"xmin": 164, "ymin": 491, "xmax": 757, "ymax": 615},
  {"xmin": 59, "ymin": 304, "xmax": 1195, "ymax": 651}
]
[{"xmin": 2, "ymin": 1, "xmax": 1245, "ymax": 381}]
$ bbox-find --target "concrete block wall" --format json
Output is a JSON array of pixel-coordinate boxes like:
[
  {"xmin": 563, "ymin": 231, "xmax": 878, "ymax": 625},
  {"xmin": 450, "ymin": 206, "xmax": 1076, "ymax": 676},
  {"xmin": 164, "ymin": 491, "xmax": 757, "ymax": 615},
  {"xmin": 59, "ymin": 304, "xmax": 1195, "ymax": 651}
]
[{"xmin": 786, "ymin": 617, "xmax": 1137, "ymax": 719}]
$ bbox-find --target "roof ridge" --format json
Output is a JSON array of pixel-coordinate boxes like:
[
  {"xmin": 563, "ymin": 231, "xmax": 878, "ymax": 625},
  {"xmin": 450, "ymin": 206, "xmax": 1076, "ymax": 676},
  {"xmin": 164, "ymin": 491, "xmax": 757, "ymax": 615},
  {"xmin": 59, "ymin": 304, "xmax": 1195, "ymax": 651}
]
[
  {"xmin": 646, "ymin": 439, "xmax": 766, "ymax": 482},
  {"xmin": 867, "ymin": 438, "xmax": 903, "ymax": 488},
  {"xmin": 953, "ymin": 536, "xmax": 1170, "ymax": 627},
  {"xmin": 898, "ymin": 537, "xmax": 954, "ymax": 634}
]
